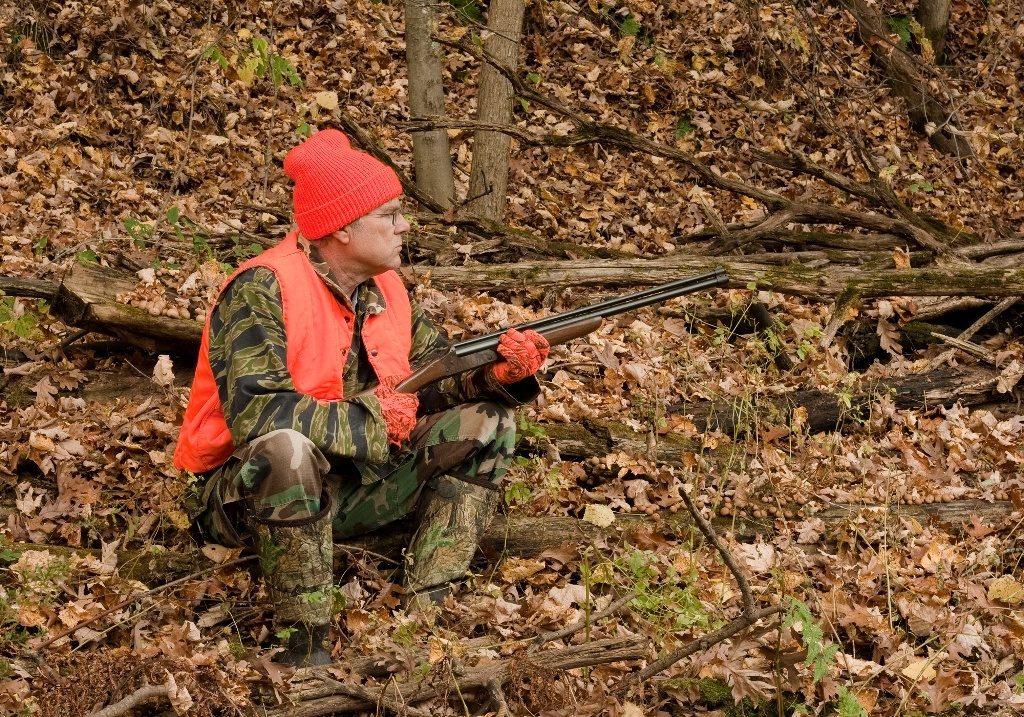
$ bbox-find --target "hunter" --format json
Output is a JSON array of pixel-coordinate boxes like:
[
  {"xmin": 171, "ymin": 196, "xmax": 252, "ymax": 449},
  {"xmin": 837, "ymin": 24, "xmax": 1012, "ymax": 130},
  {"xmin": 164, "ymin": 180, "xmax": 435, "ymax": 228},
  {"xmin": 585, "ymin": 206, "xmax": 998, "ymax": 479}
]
[{"xmin": 173, "ymin": 129, "xmax": 548, "ymax": 666}]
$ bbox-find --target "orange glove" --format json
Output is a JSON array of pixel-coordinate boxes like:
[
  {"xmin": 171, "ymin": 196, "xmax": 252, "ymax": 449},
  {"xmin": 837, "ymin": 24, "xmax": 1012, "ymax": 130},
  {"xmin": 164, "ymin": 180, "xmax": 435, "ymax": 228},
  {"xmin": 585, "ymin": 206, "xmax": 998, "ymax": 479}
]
[
  {"xmin": 374, "ymin": 380, "xmax": 419, "ymax": 446},
  {"xmin": 490, "ymin": 328, "xmax": 550, "ymax": 384}
]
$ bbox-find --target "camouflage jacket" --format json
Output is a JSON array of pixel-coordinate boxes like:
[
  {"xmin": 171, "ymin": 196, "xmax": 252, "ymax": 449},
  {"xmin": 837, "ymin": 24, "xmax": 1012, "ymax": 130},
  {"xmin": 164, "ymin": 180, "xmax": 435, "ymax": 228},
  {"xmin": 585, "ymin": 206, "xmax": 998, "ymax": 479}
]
[{"xmin": 207, "ymin": 238, "xmax": 537, "ymax": 478}]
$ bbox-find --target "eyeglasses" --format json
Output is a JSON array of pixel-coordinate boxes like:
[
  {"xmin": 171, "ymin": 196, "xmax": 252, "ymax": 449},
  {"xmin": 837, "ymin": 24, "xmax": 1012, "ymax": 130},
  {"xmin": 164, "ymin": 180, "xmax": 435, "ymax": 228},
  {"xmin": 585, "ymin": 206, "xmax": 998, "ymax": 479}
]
[{"xmin": 375, "ymin": 202, "xmax": 407, "ymax": 226}]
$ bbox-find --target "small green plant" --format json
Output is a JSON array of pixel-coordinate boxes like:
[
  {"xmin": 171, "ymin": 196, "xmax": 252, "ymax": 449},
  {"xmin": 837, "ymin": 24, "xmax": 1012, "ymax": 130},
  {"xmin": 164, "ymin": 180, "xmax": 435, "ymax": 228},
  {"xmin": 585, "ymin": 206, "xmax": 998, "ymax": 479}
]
[
  {"xmin": 163, "ymin": 206, "xmax": 215, "ymax": 259},
  {"xmin": 886, "ymin": 15, "xmax": 913, "ymax": 47},
  {"xmin": 274, "ymin": 625, "xmax": 297, "ymax": 641},
  {"xmin": 0, "ymin": 537, "xmax": 20, "ymax": 563},
  {"xmin": 123, "ymin": 217, "xmax": 154, "ymax": 247},
  {"xmin": 504, "ymin": 480, "xmax": 533, "ymax": 507},
  {"xmin": 675, "ymin": 115, "xmax": 696, "ymax": 138},
  {"xmin": 835, "ymin": 687, "xmax": 869, "ymax": 717},
  {"xmin": 446, "ymin": 0, "xmax": 484, "ymax": 22},
  {"xmin": 783, "ymin": 598, "xmax": 839, "ymax": 683},
  {"xmin": 517, "ymin": 415, "xmax": 547, "ymax": 440},
  {"xmin": 204, "ymin": 33, "xmax": 301, "ymax": 88},
  {"xmin": 607, "ymin": 548, "xmax": 708, "ymax": 633},
  {"xmin": 32, "ymin": 236, "xmax": 48, "ymax": 255},
  {"xmin": 619, "ymin": 15, "xmax": 642, "ymax": 37},
  {"xmin": 391, "ymin": 620, "xmax": 418, "ymax": 647},
  {"xmin": 0, "ymin": 297, "xmax": 46, "ymax": 341}
]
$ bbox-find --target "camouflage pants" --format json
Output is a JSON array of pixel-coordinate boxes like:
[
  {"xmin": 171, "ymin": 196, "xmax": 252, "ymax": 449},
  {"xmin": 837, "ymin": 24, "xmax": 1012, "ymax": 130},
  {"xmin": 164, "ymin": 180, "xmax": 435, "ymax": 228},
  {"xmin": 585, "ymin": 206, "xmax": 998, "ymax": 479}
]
[{"xmin": 194, "ymin": 399, "xmax": 516, "ymax": 553}]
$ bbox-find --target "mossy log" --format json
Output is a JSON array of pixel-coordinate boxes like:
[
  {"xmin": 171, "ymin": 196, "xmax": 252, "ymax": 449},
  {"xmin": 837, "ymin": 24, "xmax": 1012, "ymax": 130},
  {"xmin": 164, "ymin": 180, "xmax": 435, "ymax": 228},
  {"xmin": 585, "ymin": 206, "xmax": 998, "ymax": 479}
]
[
  {"xmin": 674, "ymin": 365, "xmax": 1002, "ymax": 437},
  {"xmin": 11, "ymin": 499, "xmax": 1015, "ymax": 584},
  {"xmin": 49, "ymin": 260, "xmax": 201, "ymax": 353},
  {"xmin": 417, "ymin": 258, "xmax": 1024, "ymax": 297},
  {"xmin": 9, "ymin": 255, "xmax": 1024, "ymax": 357}
]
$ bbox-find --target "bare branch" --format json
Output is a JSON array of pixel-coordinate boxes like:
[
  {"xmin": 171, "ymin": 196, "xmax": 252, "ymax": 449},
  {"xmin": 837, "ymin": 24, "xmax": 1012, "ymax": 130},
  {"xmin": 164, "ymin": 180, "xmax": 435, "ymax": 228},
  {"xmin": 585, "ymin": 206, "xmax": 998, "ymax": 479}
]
[{"xmin": 88, "ymin": 685, "xmax": 169, "ymax": 717}]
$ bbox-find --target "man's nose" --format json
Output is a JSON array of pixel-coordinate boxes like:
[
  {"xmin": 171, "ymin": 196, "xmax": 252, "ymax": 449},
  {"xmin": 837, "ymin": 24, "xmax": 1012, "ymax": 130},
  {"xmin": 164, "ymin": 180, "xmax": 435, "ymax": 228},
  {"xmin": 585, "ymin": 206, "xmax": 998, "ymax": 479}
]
[{"xmin": 395, "ymin": 213, "xmax": 411, "ymax": 233}]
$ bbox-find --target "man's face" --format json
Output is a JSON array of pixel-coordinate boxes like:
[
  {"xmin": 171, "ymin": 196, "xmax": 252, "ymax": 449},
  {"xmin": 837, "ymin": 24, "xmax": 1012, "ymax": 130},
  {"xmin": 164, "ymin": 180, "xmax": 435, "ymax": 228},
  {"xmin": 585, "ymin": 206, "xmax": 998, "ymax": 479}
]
[{"xmin": 322, "ymin": 197, "xmax": 410, "ymax": 280}]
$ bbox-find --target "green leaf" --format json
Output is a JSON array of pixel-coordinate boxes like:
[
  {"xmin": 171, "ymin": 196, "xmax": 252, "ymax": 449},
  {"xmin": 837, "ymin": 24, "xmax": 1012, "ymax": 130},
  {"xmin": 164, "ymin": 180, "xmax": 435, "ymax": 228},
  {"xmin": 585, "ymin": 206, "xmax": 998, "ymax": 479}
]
[
  {"xmin": 504, "ymin": 480, "xmax": 532, "ymax": 506},
  {"xmin": 166, "ymin": 206, "xmax": 180, "ymax": 225},
  {"xmin": 619, "ymin": 16, "xmax": 641, "ymax": 37},
  {"xmin": 77, "ymin": 248, "xmax": 99, "ymax": 263},
  {"xmin": 527, "ymin": 72, "xmax": 542, "ymax": 86},
  {"xmin": 837, "ymin": 687, "xmax": 869, "ymax": 717},
  {"xmin": 675, "ymin": 116, "xmax": 695, "ymax": 138},
  {"xmin": 886, "ymin": 15, "xmax": 913, "ymax": 46},
  {"xmin": 447, "ymin": 0, "xmax": 483, "ymax": 23},
  {"xmin": 32, "ymin": 236, "xmax": 48, "ymax": 254}
]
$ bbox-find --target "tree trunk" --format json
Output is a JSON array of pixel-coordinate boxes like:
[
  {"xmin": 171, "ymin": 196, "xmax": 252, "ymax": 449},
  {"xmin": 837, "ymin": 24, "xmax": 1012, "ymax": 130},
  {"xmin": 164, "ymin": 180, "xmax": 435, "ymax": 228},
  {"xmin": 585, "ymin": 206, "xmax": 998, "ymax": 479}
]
[
  {"xmin": 916, "ymin": 0, "xmax": 952, "ymax": 62},
  {"xmin": 844, "ymin": 0, "xmax": 972, "ymax": 159},
  {"xmin": 404, "ymin": 0, "xmax": 456, "ymax": 209},
  {"xmin": 464, "ymin": 0, "xmax": 525, "ymax": 222}
]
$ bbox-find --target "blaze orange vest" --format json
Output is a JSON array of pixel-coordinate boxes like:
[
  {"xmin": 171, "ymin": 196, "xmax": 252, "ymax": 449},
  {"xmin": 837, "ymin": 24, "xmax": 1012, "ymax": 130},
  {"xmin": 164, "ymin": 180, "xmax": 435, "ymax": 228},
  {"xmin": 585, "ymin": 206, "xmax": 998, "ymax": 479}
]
[{"xmin": 173, "ymin": 231, "xmax": 412, "ymax": 473}]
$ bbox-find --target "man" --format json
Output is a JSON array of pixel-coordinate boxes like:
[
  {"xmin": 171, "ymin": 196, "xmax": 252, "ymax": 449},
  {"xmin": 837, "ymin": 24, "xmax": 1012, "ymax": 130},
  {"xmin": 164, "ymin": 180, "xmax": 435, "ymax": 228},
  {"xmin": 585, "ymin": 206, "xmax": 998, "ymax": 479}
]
[{"xmin": 174, "ymin": 129, "xmax": 548, "ymax": 666}]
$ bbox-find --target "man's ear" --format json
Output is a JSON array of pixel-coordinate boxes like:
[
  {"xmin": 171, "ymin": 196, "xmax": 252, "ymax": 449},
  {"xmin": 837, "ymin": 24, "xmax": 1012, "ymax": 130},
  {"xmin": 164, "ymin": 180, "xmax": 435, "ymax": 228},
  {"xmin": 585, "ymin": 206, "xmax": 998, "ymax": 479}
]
[{"xmin": 334, "ymin": 227, "xmax": 351, "ymax": 245}]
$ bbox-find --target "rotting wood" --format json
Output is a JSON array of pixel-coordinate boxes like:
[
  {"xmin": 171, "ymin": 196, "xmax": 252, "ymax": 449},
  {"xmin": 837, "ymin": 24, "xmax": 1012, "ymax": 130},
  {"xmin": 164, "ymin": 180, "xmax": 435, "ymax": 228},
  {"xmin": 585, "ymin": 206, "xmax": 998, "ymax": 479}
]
[
  {"xmin": 11, "ymin": 500, "xmax": 1015, "ymax": 587},
  {"xmin": 49, "ymin": 260, "xmax": 201, "ymax": 353},
  {"xmin": 263, "ymin": 636, "xmax": 649, "ymax": 716},
  {"xmin": 0, "ymin": 276, "xmax": 58, "ymax": 300},
  {"xmin": 13, "ymin": 257, "xmax": 1024, "ymax": 356},
  {"xmin": 671, "ymin": 365, "xmax": 1002, "ymax": 436}
]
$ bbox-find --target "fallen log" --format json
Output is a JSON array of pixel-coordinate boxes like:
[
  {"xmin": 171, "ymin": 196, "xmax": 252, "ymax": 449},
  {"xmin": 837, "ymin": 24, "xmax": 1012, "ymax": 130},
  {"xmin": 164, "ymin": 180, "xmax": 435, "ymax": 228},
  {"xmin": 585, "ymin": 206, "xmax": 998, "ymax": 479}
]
[
  {"xmin": 0, "ymin": 275, "xmax": 58, "ymax": 300},
  {"xmin": 415, "ymin": 258, "xmax": 1024, "ymax": 297},
  {"xmin": 13, "ymin": 254, "xmax": 1024, "ymax": 354},
  {"xmin": 672, "ymin": 365, "xmax": 1002, "ymax": 436},
  {"xmin": 13, "ymin": 499, "xmax": 1016, "ymax": 585},
  {"xmin": 48, "ymin": 260, "xmax": 200, "ymax": 353},
  {"xmin": 266, "ymin": 635, "xmax": 649, "ymax": 716}
]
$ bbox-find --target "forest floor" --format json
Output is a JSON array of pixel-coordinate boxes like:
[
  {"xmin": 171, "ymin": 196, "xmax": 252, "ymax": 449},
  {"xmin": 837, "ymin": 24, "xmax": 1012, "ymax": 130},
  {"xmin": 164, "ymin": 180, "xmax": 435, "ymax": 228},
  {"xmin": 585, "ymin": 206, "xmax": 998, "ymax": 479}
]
[{"xmin": 1, "ymin": 0, "xmax": 1023, "ymax": 715}]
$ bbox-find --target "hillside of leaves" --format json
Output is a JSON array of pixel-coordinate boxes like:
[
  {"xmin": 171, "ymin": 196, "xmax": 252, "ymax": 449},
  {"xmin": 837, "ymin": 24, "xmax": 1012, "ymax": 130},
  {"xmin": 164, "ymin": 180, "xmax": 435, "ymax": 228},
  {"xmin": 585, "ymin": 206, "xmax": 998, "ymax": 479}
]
[{"xmin": 1, "ymin": 0, "xmax": 1023, "ymax": 715}]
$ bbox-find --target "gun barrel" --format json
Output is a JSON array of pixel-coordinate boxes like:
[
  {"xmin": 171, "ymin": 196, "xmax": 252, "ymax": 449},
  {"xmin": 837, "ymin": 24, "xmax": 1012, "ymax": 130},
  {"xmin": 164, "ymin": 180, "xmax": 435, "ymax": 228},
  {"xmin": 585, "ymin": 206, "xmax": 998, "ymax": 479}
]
[{"xmin": 453, "ymin": 267, "xmax": 728, "ymax": 356}]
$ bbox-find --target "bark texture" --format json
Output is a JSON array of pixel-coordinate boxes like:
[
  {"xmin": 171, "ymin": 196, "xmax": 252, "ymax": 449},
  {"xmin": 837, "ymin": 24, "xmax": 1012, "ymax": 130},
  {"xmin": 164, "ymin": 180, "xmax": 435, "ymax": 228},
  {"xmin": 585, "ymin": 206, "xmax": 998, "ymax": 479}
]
[
  {"xmin": 916, "ymin": 0, "xmax": 952, "ymax": 61},
  {"xmin": 404, "ymin": 0, "xmax": 456, "ymax": 209},
  {"xmin": 464, "ymin": 0, "xmax": 525, "ymax": 222}
]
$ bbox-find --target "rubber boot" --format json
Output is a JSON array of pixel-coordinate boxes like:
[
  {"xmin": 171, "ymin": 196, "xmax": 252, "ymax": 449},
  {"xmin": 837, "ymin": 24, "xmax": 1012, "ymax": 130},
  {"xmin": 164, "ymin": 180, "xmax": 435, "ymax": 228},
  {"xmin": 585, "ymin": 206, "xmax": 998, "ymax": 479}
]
[
  {"xmin": 251, "ymin": 514, "xmax": 334, "ymax": 667},
  {"xmin": 403, "ymin": 475, "xmax": 499, "ymax": 609}
]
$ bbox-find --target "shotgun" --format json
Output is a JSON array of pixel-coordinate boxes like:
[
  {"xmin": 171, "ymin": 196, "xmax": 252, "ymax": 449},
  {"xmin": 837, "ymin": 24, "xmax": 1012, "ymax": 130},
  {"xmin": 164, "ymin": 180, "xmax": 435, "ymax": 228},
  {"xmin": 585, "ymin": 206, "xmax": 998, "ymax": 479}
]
[{"xmin": 395, "ymin": 267, "xmax": 729, "ymax": 394}]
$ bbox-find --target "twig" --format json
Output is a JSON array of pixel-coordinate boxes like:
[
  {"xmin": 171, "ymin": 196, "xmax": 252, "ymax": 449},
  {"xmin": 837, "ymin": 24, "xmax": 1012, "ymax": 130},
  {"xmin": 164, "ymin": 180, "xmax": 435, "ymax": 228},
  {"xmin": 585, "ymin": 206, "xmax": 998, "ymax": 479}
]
[
  {"xmin": 612, "ymin": 477, "xmax": 786, "ymax": 693},
  {"xmin": 58, "ymin": 328, "xmax": 90, "ymax": 350},
  {"xmin": 620, "ymin": 605, "xmax": 785, "ymax": 690},
  {"xmin": 931, "ymin": 333, "xmax": 995, "ymax": 364},
  {"xmin": 88, "ymin": 684, "xmax": 169, "ymax": 717},
  {"xmin": 32, "ymin": 555, "xmax": 257, "ymax": 651},
  {"xmin": 529, "ymin": 590, "xmax": 637, "ymax": 652},
  {"xmin": 320, "ymin": 677, "xmax": 430, "ymax": 717},
  {"xmin": 678, "ymin": 482, "xmax": 754, "ymax": 614},
  {"xmin": 959, "ymin": 296, "xmax": 1019, "ymax": 342}
]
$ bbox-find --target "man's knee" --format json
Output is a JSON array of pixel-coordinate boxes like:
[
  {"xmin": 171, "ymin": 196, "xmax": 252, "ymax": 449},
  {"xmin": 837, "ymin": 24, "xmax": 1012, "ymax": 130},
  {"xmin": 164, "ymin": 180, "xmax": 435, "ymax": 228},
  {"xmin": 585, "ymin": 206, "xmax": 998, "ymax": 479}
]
[
  {"xmin": 460, "ymin": 402, "xmax": 516, "ymax": 446},
  {"xmin": 238, "ymin": 429, "xmax": 331, "ymax": 522},
  {"xmin": 247, "ymin": 429, "xmax": 320, "ymax": 467}
]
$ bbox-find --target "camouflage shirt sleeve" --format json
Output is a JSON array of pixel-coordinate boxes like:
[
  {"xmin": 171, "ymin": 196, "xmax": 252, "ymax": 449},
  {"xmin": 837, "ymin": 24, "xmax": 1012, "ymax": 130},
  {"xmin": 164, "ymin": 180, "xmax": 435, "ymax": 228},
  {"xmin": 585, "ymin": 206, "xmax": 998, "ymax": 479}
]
[
  {"xmin": 409, "ymin": 298, "xmax": 541, "ymax": 413},
  {"xmin": 207, "ymin": 268, "xmax": 392, "ymax": 466}
]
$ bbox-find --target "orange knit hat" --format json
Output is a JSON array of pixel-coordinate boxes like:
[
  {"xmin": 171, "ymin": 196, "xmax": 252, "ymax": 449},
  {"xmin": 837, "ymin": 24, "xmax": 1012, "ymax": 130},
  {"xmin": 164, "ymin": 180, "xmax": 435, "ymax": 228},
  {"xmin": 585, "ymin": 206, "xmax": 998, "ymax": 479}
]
[{"xmin": 283, "ymin": 128, "xmax": 403, "ymax": 240}]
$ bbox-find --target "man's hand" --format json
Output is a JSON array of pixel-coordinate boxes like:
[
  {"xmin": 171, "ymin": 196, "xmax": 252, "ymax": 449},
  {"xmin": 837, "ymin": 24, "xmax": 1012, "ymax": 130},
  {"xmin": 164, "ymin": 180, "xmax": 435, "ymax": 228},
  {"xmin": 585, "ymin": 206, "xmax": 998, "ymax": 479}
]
[
  {"xmin": 374, "ymin": 380, "xmax": 419, "ymax": 445},
  {"xmin": 490, "ymin": 328, "xmax": 550, "ymax": 384}
]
